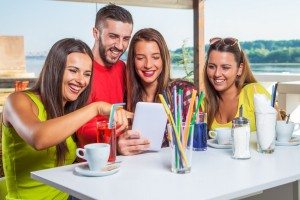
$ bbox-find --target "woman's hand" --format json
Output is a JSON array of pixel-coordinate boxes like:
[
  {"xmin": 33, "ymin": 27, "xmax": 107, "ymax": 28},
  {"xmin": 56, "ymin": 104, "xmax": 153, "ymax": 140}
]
[
  {"xmin": 96, "ymin": 102, "xmax": 113, "ymax": 115},
  {"xmin": 96, "ymin": 102, "xmax": 133, "ymax": 133},
  {"xmin": 114, "ymin": 108, "xmax": 133, "ymax": 133},
  {"xmin": 117, "ymin": 130, "xmax": 150, "ymax": 155}
]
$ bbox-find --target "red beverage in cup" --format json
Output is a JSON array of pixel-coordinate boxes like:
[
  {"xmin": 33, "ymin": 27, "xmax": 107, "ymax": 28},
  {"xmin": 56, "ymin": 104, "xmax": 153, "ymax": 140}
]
[{"xmin": 97, "ymin": 120, "xmax": 116, "ymax": 162}]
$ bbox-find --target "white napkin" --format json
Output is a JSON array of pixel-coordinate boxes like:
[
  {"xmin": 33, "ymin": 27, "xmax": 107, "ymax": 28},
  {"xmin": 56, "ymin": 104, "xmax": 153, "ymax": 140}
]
[
  {"xmin": 254, "ymin": 94, "xmax": 276, "ymax": 150},
  {"xmin": 254, "ymin": 94, "xmax": 276, "ymax": 114}
]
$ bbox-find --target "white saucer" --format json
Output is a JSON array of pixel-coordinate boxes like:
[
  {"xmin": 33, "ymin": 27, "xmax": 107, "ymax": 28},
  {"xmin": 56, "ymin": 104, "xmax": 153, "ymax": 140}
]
[
  {"xmin": 207, "ymin": 139, "xmax": 232, "ymax": 149},
  {"xmin": 276, "ymin": 136, "xmax": 300, "ymax": 146},
  {"xmin": 74, "ymin": 163, "xmax": 120, "ymax": 177}
]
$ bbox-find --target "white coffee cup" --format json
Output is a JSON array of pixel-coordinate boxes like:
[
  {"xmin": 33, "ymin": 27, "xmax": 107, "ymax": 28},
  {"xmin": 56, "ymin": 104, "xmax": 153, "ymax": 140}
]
[
  {"xmin": 209, "ymin": 128, "xmax": 232, "ymax": 145},
  {"xmin": 276, "ymin": 120, "xmax": 300, "ymax": 142},
  {"xmin": 76, "ymin": 143, "xmax": 110, "ymax": 171}
]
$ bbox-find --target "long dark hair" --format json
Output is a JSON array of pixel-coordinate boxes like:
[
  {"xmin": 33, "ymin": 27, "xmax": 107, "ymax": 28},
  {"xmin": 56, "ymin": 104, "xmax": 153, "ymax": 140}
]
[
  {"xmin": 126, "ymin": 28, "xmax": 171, "ymax": 112},
  {"xmin": 31, "ymin": 38, "xmax": 94, "ymax": 166},
  {"xmin": 204, "ymin": 38, "xmax": 257, "ymax": 129}
]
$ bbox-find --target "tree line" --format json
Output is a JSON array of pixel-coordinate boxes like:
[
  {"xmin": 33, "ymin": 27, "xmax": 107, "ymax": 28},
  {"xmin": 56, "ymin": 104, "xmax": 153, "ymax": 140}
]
[{"xmin": 171, "ymin": 39, "xmax": 300, "ymax": 64}]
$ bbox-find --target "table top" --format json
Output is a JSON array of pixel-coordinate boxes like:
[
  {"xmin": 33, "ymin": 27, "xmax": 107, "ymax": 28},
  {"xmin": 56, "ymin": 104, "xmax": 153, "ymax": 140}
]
[{"xmin": 31, "ymin": 138, "xmax": 300, "ymax": 200}]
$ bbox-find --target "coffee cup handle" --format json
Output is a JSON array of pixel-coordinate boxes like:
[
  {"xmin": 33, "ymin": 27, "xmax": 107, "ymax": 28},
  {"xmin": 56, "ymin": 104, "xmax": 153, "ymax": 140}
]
[
  {"xmin": 76, "ymin": 148, "xmax": 86, "ymax": 160},
  {"xmin": 208, "ymin": 130, "xmax": 216, "ymax": 139},
  {"xmin": 294, "ymin": 123, "xmax": 300, "ymax": 132}
]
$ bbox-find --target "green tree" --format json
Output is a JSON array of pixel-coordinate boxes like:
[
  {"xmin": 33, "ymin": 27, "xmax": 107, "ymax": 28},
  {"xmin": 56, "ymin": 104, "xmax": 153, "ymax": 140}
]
[{"xmin": 178, "ymin": 39, "xmax": 193, "ymax": 81}]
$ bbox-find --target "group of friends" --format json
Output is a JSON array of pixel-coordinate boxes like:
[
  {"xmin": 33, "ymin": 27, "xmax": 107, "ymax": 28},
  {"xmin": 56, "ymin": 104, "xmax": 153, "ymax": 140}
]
[{"xmin": 1, "ymin": 3, "xmax": 270, "ymax": 200}]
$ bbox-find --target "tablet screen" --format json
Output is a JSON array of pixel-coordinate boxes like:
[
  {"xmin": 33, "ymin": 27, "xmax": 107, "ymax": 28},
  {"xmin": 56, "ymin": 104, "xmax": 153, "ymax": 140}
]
[{"xmin": 132, "ymin": 102, "xmax": 168, "ymax": 151}]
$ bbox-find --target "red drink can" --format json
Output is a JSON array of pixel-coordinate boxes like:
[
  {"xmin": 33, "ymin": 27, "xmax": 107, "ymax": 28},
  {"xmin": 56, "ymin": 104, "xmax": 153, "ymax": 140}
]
[{"xmin": 96, "ymin": 120, "xmax": 116, "ymax": 162}]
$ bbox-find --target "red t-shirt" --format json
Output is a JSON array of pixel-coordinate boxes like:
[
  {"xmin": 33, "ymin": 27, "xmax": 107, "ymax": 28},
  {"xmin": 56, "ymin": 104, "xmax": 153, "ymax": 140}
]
[{"xmin": 76, "ymin": 60, "xmax": 125, "ymax": 148}]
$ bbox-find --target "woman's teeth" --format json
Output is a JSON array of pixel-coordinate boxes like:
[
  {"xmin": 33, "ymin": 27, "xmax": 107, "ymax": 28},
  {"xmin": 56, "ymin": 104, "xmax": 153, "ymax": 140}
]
[{"xmin": 143, "ymin": 71, "xmax": 155, "ymax": 77}]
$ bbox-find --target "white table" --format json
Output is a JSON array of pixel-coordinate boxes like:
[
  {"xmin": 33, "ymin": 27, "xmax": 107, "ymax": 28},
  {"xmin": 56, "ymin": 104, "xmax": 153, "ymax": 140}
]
[{"xmin": 31, "ymin": 140, "xmax": 300, "ymax": 200}]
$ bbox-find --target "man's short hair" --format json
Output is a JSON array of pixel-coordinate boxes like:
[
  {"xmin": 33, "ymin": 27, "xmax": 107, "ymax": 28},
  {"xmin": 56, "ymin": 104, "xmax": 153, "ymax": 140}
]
[{"xmin": 95, "ymin": 4, "xmax": 133, "ymax": 28}]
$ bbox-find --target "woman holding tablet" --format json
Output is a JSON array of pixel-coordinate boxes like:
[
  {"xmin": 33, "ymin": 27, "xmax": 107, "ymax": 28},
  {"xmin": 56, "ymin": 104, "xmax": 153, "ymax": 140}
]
[{"xmin": 117, "ymin": 28, "xmax": 196, "ymax": 155}]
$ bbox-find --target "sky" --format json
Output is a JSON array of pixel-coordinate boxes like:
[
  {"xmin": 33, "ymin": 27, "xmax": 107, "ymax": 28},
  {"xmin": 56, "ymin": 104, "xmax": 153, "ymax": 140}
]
[{"xmin": 1, "ymin": 0, "xmax": 300, "ymax": 54}]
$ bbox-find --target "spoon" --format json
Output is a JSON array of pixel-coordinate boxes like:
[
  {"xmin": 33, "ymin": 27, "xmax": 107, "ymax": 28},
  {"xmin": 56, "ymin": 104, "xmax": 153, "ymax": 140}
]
[
  {"xmin": 101, "ymin": 164, "xmax": 119, "ymax": 172},
  {"xmin": 102, "ymin": 161, "xmax": 121, "ymax": 172},
  {"xmin": 107, "ymin": 160, "xmax": 122, "ymax": 165},
  {"xmin": 286, "ymin": 114, "xmax": 291, "ymax": 124}
]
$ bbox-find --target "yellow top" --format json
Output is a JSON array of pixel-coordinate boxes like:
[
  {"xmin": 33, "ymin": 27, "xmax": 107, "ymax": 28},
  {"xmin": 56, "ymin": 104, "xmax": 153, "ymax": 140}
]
[
  {"xmin": 210, "ymin": 83, "xmax": 271, "ymax": 132},
  {"xmin": 2, "ymin": 92, "xmax": 77, "ymax": 200}
]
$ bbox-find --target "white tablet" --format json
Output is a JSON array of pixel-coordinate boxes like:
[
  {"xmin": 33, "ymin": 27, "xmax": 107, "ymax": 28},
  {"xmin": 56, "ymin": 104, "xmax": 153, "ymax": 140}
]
[{"xmin": 132, "ymin": 102, "xmax": 168, "ymax": 151}]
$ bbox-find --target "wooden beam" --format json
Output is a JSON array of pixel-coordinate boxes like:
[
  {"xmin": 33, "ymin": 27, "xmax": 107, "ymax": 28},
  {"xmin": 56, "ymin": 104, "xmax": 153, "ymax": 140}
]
[
  {"xmin": 193, "ymin": 0, "xmax": 205, "ymax": 91},
  {"xmin": 55, "ymin": 0, "xmax": 193, "ymax": 9}
]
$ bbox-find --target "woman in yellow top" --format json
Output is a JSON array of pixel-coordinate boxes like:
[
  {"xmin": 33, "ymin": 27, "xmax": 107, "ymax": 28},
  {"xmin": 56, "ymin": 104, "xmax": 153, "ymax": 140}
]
[
  {"xmin": 2, "ymin": 38, "xmax": 129, "ymax": 200},
  {"xmin": 203, "ymin": 37, "xmax": 270, "ymax": 132}
]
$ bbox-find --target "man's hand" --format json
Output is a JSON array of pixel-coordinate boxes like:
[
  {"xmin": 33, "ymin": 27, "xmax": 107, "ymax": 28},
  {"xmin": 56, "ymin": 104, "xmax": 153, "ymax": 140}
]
[
  {"xmin": 114, "ymin": 109, "xmax": 134, "ymax": 133},
  {"xmin": 117, "ymin": 130, "xmax": 150, "ymax": 155}
]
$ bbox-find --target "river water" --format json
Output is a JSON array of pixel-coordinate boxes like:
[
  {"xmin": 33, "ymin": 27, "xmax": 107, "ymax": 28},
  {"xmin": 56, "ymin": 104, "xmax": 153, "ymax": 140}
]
[{"xmin": 26, "ymin": 57, "xmax": 300, "ymax": 78}]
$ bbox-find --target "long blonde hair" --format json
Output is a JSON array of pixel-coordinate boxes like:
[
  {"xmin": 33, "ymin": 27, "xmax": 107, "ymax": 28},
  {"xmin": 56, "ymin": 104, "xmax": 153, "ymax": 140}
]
[{"xmin": 204, "ymin": 39, "xmax": 257, "ymax": 129}]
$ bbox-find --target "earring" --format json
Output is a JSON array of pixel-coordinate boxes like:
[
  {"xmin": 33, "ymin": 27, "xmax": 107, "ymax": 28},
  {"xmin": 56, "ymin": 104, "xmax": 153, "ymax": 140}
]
[{"xmin": 235, "ymin": 74, "xmax": 240, "ymax": 85}]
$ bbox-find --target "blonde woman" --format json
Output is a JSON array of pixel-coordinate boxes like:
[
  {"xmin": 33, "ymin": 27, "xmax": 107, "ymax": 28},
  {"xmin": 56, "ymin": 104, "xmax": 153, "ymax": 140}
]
[{"xmin": 203, "ymin": 37, "xmax": 270, "ymax": 132}]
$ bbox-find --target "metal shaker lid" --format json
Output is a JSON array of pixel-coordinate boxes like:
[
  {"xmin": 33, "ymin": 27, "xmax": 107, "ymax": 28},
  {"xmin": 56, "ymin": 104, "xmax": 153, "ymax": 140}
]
[
  {"xmin": 232, "ymin": 117, "xmax": 249, "ymax": 125},
  {"xmin": 232, "ymin": 105, "xmax": 249, "ymax": 125}
]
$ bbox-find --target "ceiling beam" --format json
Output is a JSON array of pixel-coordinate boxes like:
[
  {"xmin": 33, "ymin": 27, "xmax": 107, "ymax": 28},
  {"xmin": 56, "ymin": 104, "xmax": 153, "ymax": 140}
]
[{"xmin": 55, "ymin": 0, "xmax": 193, "ymax": 9}]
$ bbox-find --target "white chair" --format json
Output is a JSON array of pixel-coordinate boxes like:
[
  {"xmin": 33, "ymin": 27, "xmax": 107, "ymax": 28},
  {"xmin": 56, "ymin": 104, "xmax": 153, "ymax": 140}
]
[{"xmin": 277, "ymin": 81, "xmax": 300, "ymax": 122}]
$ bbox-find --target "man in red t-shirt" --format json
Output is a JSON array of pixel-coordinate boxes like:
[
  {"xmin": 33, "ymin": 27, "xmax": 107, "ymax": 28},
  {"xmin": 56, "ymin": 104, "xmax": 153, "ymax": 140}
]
[{"xmin": 76, "ymin": 4, "xmax": 133, "ymax": 148}]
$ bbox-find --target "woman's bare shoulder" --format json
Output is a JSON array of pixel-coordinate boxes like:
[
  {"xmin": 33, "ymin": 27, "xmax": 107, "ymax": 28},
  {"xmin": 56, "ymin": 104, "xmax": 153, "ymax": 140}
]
[
  {"xmin": 4, "ymin": 92, "xmax": 36, "ymax": 117},
  {"xmin": 6, "ymin": 91, "xmax": 33, "ymax": 105}
]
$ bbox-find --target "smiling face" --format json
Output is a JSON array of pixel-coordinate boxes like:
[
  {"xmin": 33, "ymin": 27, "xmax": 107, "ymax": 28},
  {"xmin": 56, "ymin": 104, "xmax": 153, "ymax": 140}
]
[
  {"xmin": 94, "ymin": 19, "xmax": 133, "ymax": 66},
  {"xmin": 134, "ymin": 40, "xmax": 163, "ymax": 87},
  {"xmin": 62, "ymin": 52, "xmax": 92, "ymax": 104},
  {"xmin": 206, "ymin": 50, "xmax": 243, "ymax": 94}
]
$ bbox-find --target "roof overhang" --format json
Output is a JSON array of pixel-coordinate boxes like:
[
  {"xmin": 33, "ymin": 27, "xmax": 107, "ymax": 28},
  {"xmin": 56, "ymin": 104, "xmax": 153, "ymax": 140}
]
[{"xmin": 55, "ymin": 0, "xmax": 193, "ymax": 9}]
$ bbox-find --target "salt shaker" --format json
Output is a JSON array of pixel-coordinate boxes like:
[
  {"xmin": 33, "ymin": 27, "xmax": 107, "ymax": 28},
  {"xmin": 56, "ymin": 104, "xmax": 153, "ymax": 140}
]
[{"xmin": 232, "ymin": 105, "xmax": 251, "ymax": 159}]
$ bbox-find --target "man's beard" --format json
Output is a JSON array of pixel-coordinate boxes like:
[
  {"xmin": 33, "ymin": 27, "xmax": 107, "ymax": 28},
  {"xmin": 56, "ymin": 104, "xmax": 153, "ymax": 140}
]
[{"xmin": 98, "ymin": 37, "xmax": 123, "ymax": 67}]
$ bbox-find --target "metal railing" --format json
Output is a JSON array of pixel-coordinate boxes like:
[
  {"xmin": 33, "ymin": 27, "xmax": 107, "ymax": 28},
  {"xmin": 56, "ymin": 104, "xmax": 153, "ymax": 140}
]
[{"xmin": 254, "ymin": 73, "xmax": 300, "ymax": 83}]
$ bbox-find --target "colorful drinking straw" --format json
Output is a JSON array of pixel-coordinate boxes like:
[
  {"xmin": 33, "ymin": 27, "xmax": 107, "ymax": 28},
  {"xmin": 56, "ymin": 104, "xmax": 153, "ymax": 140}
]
[
  {"xmin": 191, "ymin": 91, "xmax": 205, "ymax": 125},
  {"xmin": 159, "ymin": 94, "xmax": 189, "ymax": 167},
  {"xmin": 183, "ymin": 89, "xmax": 197, "ymax": 148}
]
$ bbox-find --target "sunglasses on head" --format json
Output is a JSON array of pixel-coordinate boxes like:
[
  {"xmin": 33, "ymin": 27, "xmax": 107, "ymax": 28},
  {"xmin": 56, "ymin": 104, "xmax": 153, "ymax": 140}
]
[{"xmin": 209, "ymin": 37, "xmax": 241, "ymax": 51}]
